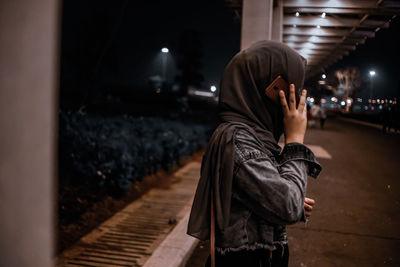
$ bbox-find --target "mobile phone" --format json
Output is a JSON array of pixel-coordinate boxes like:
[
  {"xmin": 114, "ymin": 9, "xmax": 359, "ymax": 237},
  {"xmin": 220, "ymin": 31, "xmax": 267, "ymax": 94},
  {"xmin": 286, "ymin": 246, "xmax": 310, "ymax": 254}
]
[{"xmin": 265, "ymin": 75, "xmax": 299, "ymax": 105}]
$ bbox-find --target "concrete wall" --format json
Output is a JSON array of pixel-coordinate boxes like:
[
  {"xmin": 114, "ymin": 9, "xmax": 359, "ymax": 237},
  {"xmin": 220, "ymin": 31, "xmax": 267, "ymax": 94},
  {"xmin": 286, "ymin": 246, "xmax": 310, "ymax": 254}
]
[
  {"xmin": 0, "ymin": 0, "xmax": 60, "ymax": 266},
  {"xmin": 241, "ymin": 0, "xmax": 273, "ymax": 50},
  {"xmin": 272, "ymin": 0, "xmax": 283, "ymax": 42},
  {"xmin": 241, "ymin": 0, "xmax": 283, "ymax": 50}
]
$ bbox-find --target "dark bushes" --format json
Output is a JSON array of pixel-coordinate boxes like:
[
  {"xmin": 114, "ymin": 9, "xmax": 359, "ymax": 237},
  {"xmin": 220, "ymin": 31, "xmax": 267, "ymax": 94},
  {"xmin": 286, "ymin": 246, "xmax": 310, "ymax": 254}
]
[{"xmin": 58, "ymin": 111, "xmax": 211, "ymax": 224}]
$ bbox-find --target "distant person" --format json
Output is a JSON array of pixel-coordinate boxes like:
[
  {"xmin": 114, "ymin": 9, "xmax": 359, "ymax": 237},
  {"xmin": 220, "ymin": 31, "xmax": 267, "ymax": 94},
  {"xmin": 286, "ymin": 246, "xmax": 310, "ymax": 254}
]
[
  {"xmin": 187, "ymin": 41, "xmax": 322, "ymax": 267},
  {"xmin": 381, "ymin": 102, "xmax": 391, "ymax": 134},
  {"xmin": 311, "ymin": 102, "xmax": 321, "ymax": 128},
  {"xmin": 306, "ymin": 104, "xmax": 312, "ymax": 128},
  {"xmin": 388, "ymin": 100, "xmax": 399, "ymax": 133},
  {"xmin": 319, "ymin": 102, "xmax": 327, "ymax": 129}
]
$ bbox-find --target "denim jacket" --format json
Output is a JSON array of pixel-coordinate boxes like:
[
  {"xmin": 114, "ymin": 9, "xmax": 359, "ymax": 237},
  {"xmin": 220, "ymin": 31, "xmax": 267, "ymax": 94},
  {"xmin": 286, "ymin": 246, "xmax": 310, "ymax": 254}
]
[{"xmin": 215, "ymin": 128, "xmax": 322, "ymax": 254}]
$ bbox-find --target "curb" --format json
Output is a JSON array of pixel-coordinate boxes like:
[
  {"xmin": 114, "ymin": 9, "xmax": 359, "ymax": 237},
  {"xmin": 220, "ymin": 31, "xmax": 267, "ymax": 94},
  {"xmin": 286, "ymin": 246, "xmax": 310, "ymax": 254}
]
[
  {"xmin": 143, "ymin": 208, "xmax": 199, "ymax": 267},
  {"xmin": 338, "ymin": 116, "xmax": 398, "ymax": 133}
]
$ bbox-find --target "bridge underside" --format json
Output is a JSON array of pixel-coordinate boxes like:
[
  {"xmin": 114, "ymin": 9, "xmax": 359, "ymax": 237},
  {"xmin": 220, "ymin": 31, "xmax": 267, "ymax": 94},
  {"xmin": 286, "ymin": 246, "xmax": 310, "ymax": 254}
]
[{"xmin": 226, "ymin": 0, "xmax": 400, "ymax": 79}]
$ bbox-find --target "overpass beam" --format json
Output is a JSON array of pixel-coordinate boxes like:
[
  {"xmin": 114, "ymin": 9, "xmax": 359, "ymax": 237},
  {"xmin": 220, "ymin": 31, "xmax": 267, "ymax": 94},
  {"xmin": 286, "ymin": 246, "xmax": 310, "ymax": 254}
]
[
  {"xmin": 272, "ymin": 0, "xmax": 284, "ymax": 42},
  {"xmin": 0, "ymin": 0, "xmax": 59, "ymax": 266},
  {"xmin": 241, "ymin": 0, "xmax": 273, "ymax": 50}
]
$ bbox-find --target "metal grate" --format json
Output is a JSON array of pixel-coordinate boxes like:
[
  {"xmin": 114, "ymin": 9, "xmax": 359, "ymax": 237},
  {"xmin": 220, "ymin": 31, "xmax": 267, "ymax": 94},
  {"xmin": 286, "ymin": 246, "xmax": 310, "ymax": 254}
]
[{"xmin": 56, "ymin": 162, "xmax": 200, "ymax": 267}]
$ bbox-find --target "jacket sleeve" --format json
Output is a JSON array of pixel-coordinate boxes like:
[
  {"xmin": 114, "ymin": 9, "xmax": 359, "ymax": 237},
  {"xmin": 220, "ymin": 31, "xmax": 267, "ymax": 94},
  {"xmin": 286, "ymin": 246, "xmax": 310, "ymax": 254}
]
[{"xmin": 233, "ymin": 142, "xmax": 322, "ymax": 225}]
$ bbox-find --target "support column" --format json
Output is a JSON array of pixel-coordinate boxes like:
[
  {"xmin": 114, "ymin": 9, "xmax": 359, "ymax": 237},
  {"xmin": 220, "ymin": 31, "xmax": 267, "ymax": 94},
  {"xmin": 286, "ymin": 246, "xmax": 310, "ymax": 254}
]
[
  {"xmin": 272, "ymin": 0, "xmax": 283, "ymax": 42},
  {"xmin": 241, "ymin": 0, "xmax": 273, "ymax": 50},
  {"xmin": 0, "ymin": 0, "xmax": 59, "ymax": 266}
]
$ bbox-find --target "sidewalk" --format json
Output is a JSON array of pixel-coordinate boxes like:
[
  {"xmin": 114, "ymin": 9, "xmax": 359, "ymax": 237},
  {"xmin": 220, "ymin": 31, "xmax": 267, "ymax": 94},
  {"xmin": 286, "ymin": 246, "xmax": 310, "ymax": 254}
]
[
  {"xmin": 187, "ymin": 117, "xmax": 400, "ymax": 267},
  {"xmin": 337, "ymin": 116, "xmax": 399, "ymax": 133},
  {"xmin": 56, "ymin": 161, "xmax": 202, "ymax": 267}
]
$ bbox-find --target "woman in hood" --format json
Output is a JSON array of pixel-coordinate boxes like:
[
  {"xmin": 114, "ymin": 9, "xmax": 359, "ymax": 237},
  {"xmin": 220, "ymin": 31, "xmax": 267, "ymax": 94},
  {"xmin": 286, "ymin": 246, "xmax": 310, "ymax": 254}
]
[{"xmin": 187, "ymin": 40, "xmax": 322, "ymax": 267}]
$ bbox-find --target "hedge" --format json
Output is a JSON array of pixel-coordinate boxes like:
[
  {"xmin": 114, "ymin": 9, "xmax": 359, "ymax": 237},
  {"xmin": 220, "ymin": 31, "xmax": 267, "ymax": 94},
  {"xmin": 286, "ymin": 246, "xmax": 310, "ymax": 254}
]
[{"xmin": 58, "ymin": 111, "xmax": 211, "ymax": 224}]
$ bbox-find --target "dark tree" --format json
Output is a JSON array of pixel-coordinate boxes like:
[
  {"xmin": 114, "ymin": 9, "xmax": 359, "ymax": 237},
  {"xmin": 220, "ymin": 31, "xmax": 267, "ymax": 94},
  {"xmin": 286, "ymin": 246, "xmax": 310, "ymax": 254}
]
[
  {"xmin": 60, "ymin": 0, "xmax": 128, "ymax": 109},
  {"xmin": 175, "ymin": 30, "xmax": 205, "ymax": 94}
]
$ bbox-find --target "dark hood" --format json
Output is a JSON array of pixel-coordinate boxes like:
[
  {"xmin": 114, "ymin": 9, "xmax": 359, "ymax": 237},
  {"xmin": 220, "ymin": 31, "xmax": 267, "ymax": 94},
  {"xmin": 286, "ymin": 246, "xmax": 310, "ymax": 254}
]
[{"xmin": 219, "ymin": 40, "xmax": 307, "ymax": 142}]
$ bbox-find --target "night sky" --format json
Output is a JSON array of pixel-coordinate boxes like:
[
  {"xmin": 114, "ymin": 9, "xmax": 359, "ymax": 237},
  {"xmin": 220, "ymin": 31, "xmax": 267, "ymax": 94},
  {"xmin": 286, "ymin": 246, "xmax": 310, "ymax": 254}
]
[
  {"xmin": 61, "ymin": 0, "xmax": 240, "ymax": 93},
  {"xmin": 326, "ymin": 16, "xmax": 400, "ymax": 99},
  {"xmin": 61, "ymin": 0, "xmax": 399, "ymax": 98}
]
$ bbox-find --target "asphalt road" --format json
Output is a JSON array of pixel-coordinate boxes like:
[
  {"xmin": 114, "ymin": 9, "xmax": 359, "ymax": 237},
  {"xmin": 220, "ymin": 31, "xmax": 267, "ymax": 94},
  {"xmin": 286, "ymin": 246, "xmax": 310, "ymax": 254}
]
[{"xmin": 185, "ymin": 116, "xmax": 400, "ymax": 267}]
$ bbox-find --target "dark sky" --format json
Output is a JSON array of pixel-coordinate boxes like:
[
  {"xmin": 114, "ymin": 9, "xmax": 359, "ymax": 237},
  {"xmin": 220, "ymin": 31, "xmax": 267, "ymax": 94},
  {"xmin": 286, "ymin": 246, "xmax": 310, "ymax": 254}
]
[
  {"xmin": 61, "ymin": 0, "xmax": 399, "ymax": 98},
  {"xmin": 61, "ymin": 0, "xmax": 241, "ymax": 91},
  {"xmin": 113, "ymin": 0, "xmax": 241, "ymax": 88},
  {"xmin": 325, "ymin": 16, "xmax": 400, "ymax": 99}
]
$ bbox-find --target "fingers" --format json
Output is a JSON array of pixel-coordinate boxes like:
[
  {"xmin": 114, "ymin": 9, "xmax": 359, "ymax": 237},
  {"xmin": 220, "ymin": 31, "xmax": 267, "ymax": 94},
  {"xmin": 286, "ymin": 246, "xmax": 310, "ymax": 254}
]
[
  {"xmin": 304, "ymin": 202, "xmax": 313, "ymax": 218},
  {"xmin": 297, "ymin": 89, "xmax": 307, "ymax": 114},
  {"xmin": 304, "ymin": 198, "xmax": 314, "ymax": 209},
  {"xmin": 281, "ymin": 85, "xmax": 305, "ymax": 114},
  {"xmin": 304, "ymin": 197, "xmax": 315, "ymax": 205},
  {"xmin": 304, "ymin": 202, "xmax": 313, "ymax": 211},
  {"xmin": 305, "ymin": 210, "xmax": 312, "ymax": 218},
  {"xmin": 304, "ymin": 197, "xmax": 315, "ymax": 218},
  {"xmin": 279, "ymin": 90, "xmax": 289, "ymax": 115},
  {"xmin": 289, "ymin": 84, "xmax": 296, "ymax": 110}
]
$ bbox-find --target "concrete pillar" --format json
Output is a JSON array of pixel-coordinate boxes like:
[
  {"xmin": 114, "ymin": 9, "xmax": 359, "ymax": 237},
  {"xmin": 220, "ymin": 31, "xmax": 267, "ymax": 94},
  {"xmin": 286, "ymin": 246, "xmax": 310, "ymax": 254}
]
[
  {"xmin": 0, "ymin": 0, "xmax": 59, "ymax": 266},
  {"xmin": 272, "ymin": 0, "xmax": 283, "ymax": 42},
  {"xmin": 241, "ymin": 0, "xmax": 273, "ymax": 50}
]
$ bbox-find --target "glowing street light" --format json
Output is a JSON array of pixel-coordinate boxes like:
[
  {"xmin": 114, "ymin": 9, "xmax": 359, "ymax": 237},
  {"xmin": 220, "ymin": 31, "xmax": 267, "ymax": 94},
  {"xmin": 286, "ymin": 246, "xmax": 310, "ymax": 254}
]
[
  {"xmin": 369, "ymin": 70, "xmax": 376, "ymax": 106},
  {"xmin": 322, "ymin": 74, "xmax": 326, "ymax": 79},
  {"xmin": 210, "ymin": 85, "xmax": 217, "ymax": 92},
  {"xmin": 161, "ymin": 47, "xmax": 169, "ymax": 81}
]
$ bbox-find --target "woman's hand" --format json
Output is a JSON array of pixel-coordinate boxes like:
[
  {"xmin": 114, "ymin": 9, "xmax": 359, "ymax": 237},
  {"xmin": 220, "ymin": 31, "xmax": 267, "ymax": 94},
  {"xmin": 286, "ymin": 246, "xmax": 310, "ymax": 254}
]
[
  {"xmin": 304, "ymin": 197, "xmax": 315, "ymax": 218},
  {"xmin": 279, "ymin": 84, "xmax": 307, "ymax": 144}
]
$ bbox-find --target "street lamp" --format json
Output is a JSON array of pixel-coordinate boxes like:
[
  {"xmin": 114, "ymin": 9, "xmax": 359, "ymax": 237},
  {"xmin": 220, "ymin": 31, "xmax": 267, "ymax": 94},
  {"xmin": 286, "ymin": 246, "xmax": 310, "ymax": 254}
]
[
  {"xmin": 322, "ymin": 74, "xmax": 326, "ymax": 79},
  {"xmin": 161, "ymin": 47, "xmax": 169, "ymax": 81},
  {"xmin": 369, "ymin": 70, "xmax": 376, "ymax": 107},
  {"xmin": 210, "ymin": 85, "xmax": 217, "ymax": 92}
]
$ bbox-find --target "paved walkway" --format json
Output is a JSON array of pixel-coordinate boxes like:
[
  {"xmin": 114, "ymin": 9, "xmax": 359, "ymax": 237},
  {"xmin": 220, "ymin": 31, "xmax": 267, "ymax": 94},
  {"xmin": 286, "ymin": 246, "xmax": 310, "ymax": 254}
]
[
  {"xmin": 285, "ymin": 117, "xmax": 400, "ymax": 267},
  {"xmin": 187, "ymin": 117, "xmax": 400, "ymax": 267},
  {"xmin": 56, "ymin": 162, "xmax": 202, "ymax": 267}
]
